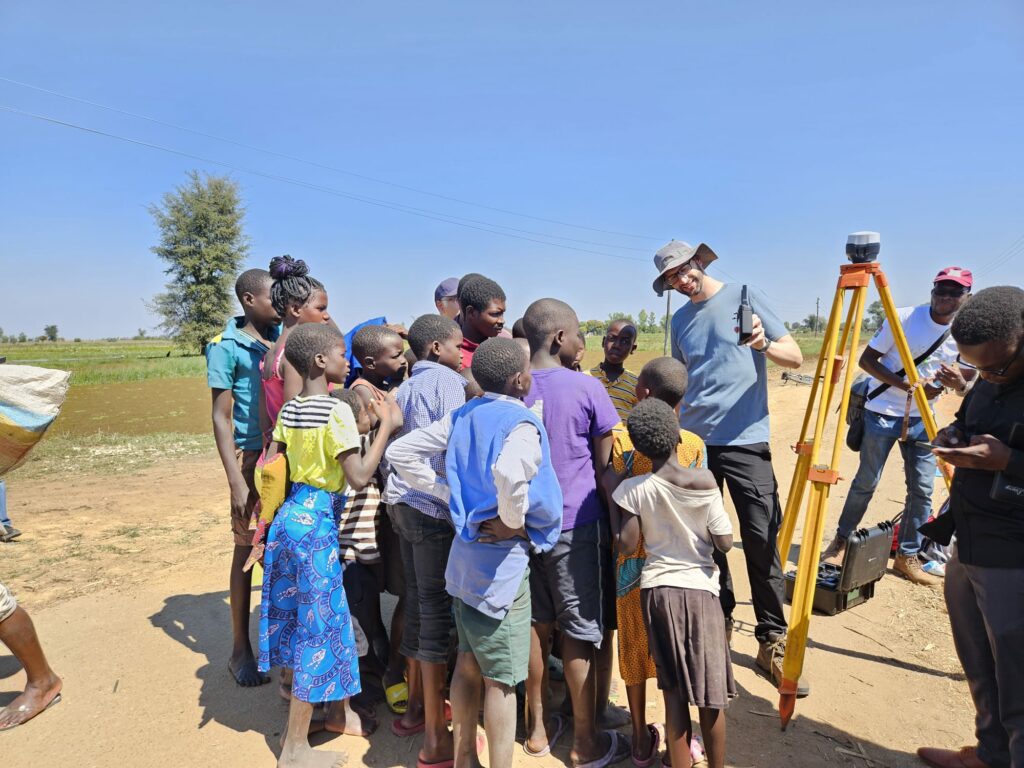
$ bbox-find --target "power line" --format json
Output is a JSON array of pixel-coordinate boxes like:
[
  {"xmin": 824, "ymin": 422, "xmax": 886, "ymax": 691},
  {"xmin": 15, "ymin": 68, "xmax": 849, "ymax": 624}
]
[
  {"xmin": 975, "ymin": 235, "xmax": 1024, "ymax": 278},
  {"xmin": 0, "ymin": 104, "xmax": 655, "ymax": 263},
  {"xmin": 0, "ymin": 75, "xmax": 657, "ymax": 241}
]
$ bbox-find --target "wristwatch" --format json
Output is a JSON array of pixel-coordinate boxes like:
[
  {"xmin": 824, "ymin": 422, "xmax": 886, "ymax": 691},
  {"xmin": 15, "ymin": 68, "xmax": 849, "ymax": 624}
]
[{"xmin": 755, "ymin": 337, "xmax": 772, "ymax": 354}]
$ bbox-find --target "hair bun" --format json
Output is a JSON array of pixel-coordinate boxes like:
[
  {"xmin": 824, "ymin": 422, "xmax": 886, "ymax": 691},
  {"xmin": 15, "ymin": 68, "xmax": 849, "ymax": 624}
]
[{"xmin": 269, "ymin": 255, "xmax": 309, "ymax": 280}]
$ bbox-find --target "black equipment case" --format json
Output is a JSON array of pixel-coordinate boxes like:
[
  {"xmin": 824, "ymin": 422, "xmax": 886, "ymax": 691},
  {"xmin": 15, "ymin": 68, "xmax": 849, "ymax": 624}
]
[{"xmin": 784, "ymin": 521, "xmax": 893, "ymax": 616}]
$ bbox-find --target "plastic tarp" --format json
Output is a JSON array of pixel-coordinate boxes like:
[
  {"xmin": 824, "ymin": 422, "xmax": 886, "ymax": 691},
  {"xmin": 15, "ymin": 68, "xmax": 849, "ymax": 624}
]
[{"xmin": 0, "ymin": 364, "xmax": 71, "ymax": 477}]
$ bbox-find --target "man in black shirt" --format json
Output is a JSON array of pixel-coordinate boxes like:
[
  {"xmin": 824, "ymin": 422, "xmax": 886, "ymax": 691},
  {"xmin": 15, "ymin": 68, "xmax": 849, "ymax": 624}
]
[{"xmin": 917, "ymin": 286, "xmax": 1024, "ymax": 768}]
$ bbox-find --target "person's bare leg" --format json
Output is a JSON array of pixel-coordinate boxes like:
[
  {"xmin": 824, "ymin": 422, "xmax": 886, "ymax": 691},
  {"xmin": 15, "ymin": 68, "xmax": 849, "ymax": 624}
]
[
  {"xmin": 384, "ymin": 597, "xmax": 407, "ymax": 690},
  {"xmin": 451, "ymin": 652, "xmax": 483, "ymax": 768},
  {"xmin": 483, "ymin": 678, "xmax": 517, "ymax": 768},
  {"xmin": 0, "ymin": 607, "xmax": 62, "ymax": 730},
  {"xmin": 626, "ymin": 683, "xmax": 652, "ymax": 761},
  {"xmin": 524, "ymin": 621, "xmax": 554, "ymax": 753},
  {"xmin": 278, "ymin": 698, "xmax": 347, "ymax": 768},
  {"xmin": 419, "ymin": 660, "xmax": 454, "ymax": 763},
  {"xmin": 563, "ymin": 635, "xmax": 602, "ymax": 764},
  {"xmin": 230, "ymin": 544, "xmax": 268, "ymax": 686},
  {"xmin": 397, "ymin": 657, "xmax": 425, "ymax": 730},
  {"xmin": 697, "ymin": 707, "xmax": 725, "ymax": 768},
  {"xmin": 596, "ymin": 630, "xmax": 629, "ymax": 729},
  {"xmin": 280, "ymin": 668, "xmax": 294, "ymax": 701},
  {"xmin": 663, "ymin": 693, "xmax": 693, "ymax": 768},
  {"xmin": 324, "ymin": 697, "xmax": 377, "ymax": 736}
]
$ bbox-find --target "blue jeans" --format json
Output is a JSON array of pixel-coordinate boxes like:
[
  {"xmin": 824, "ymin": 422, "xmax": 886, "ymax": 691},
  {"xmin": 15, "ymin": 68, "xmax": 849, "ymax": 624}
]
[
  {"xmin": 836, "ymin": 410, "xmax": 936, "ymax": 556},
  {"xmin": 0, "ymin": 481, "xmax": 10, "ymax": 527}
]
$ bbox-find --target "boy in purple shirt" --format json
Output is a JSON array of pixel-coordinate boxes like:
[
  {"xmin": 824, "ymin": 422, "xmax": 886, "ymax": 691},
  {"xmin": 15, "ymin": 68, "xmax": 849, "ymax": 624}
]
[{"xmin": 521, "ymin": 299, "xmax": 628, "ymax": 768}]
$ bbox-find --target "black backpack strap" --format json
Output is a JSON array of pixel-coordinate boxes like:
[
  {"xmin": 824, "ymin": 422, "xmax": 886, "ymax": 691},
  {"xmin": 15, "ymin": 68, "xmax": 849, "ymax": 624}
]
[{"xmin": 866, "ymin": 327, "xmax": 952, "ymax": 401}]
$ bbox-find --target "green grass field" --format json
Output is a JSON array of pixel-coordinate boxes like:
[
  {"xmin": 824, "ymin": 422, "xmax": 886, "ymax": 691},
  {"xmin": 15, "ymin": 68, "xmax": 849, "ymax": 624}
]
[
  {"xmin": 3, "ymin": 331, "xmax": 827, "ymax": 387},
  {"xmin": 1, "ymin": 339, "xmax": 204, "ymax": 384}
]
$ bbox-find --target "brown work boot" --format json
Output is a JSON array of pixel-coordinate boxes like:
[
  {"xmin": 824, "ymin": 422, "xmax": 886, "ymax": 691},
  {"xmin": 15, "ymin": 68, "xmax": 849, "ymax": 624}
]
[
  {"xmin": 821, "ymin": 534, "xmax": 847, "ymax": 565},
  {"xmin": 893, "ymin": 553, "xmax": 942, "ymax": 587},
  {"xmin": 916, "ymin": 745, "xmax": 990, "ymax": 768},
  {"xmin": 756, "ymin": 636, "xmax": 809, "ymax": 698}
]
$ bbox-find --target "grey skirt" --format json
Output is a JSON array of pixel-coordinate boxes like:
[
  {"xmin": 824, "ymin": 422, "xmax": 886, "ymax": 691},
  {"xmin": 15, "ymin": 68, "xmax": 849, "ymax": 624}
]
[{"xmin": 641, "ymin": 585, "xmax": 736, "ymax": 709}]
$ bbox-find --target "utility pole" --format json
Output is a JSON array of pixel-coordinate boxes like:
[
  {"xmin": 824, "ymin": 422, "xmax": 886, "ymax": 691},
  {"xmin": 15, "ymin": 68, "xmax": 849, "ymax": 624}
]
[
  {"xmin": 814, "ymin": 297, "xmax": 820, "ymax": 336},
  {"xmin": 662, "ymin": 291, "xmax": 672, "ymax": 355}
]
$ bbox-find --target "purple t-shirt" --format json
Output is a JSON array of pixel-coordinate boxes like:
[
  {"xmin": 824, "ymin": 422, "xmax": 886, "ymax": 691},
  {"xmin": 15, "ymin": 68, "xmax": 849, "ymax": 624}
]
[{"xmin": 524, "ymin": 367, "xmax": 619, "ymax": 531}]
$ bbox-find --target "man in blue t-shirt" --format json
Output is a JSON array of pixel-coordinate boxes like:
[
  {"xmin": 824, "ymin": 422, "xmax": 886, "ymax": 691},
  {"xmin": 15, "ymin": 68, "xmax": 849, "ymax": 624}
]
[{"xmin": 652, "ymin": 239, "xmax": 807, "ymax": 696}]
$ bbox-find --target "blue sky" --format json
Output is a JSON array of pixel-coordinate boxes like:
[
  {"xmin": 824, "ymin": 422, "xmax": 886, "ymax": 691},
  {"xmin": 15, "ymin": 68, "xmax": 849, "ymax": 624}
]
[{"xmin": 1, "ymin": 2, "xmax": 1022, "ymax": 339}]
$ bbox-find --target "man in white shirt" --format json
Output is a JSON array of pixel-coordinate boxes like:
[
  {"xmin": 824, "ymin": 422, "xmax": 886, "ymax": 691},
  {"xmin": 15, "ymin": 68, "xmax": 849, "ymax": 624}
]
[{"xmin": 823, "ymin": 267, "xmax": 974, "ymax": 585}]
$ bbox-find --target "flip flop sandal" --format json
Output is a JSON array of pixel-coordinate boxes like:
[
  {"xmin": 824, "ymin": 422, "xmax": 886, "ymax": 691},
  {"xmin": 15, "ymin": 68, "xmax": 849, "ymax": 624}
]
[
  {"xmin": 631, "ymin": 723, "xmax": 662, "ymax": 768},
  {"xmin": 523, "ymin": 711, "xmax": 569, "ymax": 757},
  {"xmin": 0, "ymin": 692, "xmax": 62, "ymax": 731},
  {"xmin": 573, "ymin": 730, "xmax": 632, "ymax": 768},
  {"xmin": 385, "ymin": 681, "xmax": 409, "ymax": 715}
]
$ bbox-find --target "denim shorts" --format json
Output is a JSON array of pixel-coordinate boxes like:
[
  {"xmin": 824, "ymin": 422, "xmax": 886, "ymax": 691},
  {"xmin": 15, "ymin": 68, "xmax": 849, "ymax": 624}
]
[
  {"xmin": 388, "ymin": 503, "xmax": 455, "ymax": 664},
  {"xmin": 529, "ymin": 519, "xmax": 606, "ymax": 645}
]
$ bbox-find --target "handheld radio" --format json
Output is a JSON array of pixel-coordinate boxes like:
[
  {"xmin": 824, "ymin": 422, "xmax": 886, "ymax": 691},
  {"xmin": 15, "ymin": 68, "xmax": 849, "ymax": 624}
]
[{"xmin": 737, "ymin": 285, "xmax": 753, "ymax": 345}]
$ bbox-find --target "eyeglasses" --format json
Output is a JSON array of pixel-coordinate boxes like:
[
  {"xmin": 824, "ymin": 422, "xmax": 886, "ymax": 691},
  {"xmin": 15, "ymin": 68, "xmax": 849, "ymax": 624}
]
[
  {"xmin": 932, "ymin": 286, "xmax": 970, "ymax": 298},
  {"xmin": 665, "ymin": 259, "xmax": 698, "ymax": 284},
  {"xmin": 956, "ymin": 339, "xmax": 1024, "ymax": 376}
]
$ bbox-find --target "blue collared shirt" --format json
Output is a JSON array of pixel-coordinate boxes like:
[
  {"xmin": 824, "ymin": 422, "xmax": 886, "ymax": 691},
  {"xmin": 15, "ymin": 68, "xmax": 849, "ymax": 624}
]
[{"xmin": 382, "ymin": 360, "xmax": 468, "ymax": 519}]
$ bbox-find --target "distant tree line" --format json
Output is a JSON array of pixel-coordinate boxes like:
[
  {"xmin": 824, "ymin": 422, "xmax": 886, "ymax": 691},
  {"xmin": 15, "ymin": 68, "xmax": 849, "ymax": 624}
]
[
  {"xmin": 785, "ymin": 300, "xmax": 886, "ymax": 335},
  {"xmin": 579, "ymin": 311, "xmax": 671, "ymax": 336}
]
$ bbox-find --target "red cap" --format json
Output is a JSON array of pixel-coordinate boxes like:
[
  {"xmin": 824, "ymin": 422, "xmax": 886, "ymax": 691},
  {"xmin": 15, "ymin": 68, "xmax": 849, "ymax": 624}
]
[{"xmin": 934, "ymin": 266, "xmax": 973, "ymax": 288}]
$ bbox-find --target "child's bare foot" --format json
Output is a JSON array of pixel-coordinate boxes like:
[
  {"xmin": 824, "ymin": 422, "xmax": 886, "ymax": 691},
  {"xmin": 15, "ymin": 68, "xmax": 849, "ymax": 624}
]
[
  {"xmin": 278, "ymin": 713, "xmax": 327, "ymax": 749},
  {"xmin": 277, "ymin": 742, "xmax": 347, "ymax": 768},
  {"xmin": 0, "ymin": 674, "xmax": 63, "ymax": 730},
  {"xmin": 325, "ymin": 699, "xmax": 378, "ymax": 737},
  {"xmin": 229, "ymin": 652, "xmax": 269, "ymax": 687}
]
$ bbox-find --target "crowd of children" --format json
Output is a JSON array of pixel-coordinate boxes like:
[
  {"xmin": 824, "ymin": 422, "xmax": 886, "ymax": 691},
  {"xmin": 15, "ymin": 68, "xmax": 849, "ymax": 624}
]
[{"xmin": 207, "ymin": 261, "xmax": 736, "ymax": 768}]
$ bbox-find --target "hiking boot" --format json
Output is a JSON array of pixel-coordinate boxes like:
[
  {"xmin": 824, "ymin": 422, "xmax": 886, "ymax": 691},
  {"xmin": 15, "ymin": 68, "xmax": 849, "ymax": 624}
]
[
  {"xmin": 821, "ymin": 534, "xmax": 847, "ymax": 566},
  {"xmin": 756, "ymin": 636, "xmax": 810, "ymax": 698},
  {"xmin": 893, "ymin": 553, "xmax": 942, "ymax": 587},
  {"xmin": 0, "ymin": 526, "xmax": 21, "ymax": 543}
]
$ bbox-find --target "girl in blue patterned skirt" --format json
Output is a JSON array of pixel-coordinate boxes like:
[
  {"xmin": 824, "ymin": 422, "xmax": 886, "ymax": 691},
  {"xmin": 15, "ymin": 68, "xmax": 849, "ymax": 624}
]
[{"xmin": 259, "ymin": 323, "xmax": 402, "ymax": 768}]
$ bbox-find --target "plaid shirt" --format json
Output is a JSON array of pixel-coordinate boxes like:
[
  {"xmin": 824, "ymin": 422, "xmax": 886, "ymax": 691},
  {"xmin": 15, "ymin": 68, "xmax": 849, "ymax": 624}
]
[{"xmin": 382, "ymin": 360, "xmax": 467, "ymax": 520}]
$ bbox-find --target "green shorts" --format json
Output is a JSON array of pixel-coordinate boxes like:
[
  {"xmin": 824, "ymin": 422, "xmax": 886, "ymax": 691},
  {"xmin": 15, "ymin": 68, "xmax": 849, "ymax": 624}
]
[{"xmin": 454, "ymin": 573, "xmax": 531, "ymax": 687}]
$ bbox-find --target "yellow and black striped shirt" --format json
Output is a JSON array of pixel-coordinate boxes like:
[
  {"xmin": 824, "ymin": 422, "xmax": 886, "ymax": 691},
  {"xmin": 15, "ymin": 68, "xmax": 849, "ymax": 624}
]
[{"xmin": 589, "ymin": 365, "xmax": 639, "ymax": 422}]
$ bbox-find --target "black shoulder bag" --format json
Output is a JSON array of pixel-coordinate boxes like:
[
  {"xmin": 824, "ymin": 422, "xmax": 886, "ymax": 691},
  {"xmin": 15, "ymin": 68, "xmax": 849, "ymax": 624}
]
[{"xmin": 845, "ymin": 328, "xmax": 951, "ymax": 452}]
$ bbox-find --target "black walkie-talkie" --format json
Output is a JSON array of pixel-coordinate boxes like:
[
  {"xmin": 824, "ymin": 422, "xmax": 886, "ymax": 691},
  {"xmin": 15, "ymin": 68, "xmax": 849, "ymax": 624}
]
[{"xmin": 737, "ymin": 285, "xmax": 753, "ymax": 345}]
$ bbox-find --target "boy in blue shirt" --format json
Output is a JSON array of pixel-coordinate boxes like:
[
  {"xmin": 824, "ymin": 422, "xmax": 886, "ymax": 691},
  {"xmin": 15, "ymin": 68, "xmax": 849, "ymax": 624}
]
[
  {"xmin": 205, "ymin": 268, "xmax": 280, "ymax": 687},
  {"xmin": 388, "ymin": 337, "xmax": 563, "ymax": 768}
]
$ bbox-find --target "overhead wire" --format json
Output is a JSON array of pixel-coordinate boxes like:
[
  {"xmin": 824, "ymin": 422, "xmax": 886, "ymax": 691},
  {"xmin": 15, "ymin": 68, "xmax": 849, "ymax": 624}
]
[
  {"xmin": 0, "ymin": 104, "xmax": 655, "ymax": 263},
  {"xmin": 975, "ymin": 234, "xmax": 1024, "ymax": 278},
  {"xmin": 0, "ymin": 75, "xmax": 657, "ymax": 241}
]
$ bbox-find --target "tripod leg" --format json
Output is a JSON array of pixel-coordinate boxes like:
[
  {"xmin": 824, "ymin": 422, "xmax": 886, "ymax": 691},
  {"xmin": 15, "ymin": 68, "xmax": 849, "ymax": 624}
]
[{"xmin": 779, "ymin": 480, "xmax": 830, "ymax": 729}]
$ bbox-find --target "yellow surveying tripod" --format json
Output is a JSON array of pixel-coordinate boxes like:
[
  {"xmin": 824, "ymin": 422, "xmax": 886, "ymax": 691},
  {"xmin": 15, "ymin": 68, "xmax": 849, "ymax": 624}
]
[{"xmin": 774, "ymin": 233, "xmax": 953, "ymax": 729}]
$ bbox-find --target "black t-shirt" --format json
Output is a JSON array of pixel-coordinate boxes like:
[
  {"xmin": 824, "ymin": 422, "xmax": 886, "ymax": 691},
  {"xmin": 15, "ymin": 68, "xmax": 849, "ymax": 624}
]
[{"xmin": 949, "ymin": 378, "xmax": 1024, "ymax": 567}]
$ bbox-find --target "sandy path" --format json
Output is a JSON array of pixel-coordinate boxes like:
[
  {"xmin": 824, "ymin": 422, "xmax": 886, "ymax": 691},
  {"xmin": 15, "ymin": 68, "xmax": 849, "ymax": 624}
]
[{"xmin": 1, "ymin": 381, "xmax": 973, "ymax": 767}]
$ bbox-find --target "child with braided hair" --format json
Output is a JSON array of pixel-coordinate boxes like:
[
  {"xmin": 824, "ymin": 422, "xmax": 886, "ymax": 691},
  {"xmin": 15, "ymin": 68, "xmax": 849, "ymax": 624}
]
[{"xmin": 261, "ymin": 255, "xmax": 331, "ymax": 433}]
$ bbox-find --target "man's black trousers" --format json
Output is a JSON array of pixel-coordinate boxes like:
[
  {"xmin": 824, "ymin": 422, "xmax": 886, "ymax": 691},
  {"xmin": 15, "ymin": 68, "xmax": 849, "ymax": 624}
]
[{"xmin": 707, "ymin": 441, "xmax": 788, "ymax": 644}]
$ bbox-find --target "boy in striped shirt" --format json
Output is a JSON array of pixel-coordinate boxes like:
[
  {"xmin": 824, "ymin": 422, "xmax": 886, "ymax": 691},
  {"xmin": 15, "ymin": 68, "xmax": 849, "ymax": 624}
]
[{"xmin": 589, "ymin": 320, "xmax": 640, "ymax": 421}]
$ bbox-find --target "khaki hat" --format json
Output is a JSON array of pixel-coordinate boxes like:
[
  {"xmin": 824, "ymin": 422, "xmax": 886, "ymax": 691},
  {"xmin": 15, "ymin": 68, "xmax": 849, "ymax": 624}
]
[{"xmin": 652, "ymin": 240, "xmax": 718, "ymax": 295}]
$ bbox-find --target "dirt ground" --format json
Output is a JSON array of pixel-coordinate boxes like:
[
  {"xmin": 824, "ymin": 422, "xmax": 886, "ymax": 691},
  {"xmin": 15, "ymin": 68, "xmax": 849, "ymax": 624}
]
[{"xmin": 1, "ymin": 379, "xmax": 973, "ymax": 768}]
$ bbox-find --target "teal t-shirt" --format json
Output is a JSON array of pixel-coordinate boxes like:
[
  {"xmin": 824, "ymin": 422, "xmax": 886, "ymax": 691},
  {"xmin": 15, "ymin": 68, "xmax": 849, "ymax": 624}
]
[
  {"xmin": 670, "ymin": 283, "xmax": 786, "ymax": 446},
  {"xmin": 205, "ymin": 317, "xmax": 277, "ymax": 451}
]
